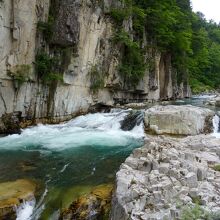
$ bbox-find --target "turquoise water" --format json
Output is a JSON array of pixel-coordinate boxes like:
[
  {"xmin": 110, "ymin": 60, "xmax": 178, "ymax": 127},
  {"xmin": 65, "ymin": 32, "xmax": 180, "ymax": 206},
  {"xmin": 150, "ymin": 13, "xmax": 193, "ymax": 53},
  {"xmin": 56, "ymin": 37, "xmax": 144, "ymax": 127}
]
[
  {"xmin": 0, "ymin": 110, "xmax": 144, "ymax": 219},
  {"xmin": 172, "ymin": 95, "xmax": 220, "ymax": 111},
  {"xmin": 1, "ymin": 95, "xmax": 218, "ymax": 219}
]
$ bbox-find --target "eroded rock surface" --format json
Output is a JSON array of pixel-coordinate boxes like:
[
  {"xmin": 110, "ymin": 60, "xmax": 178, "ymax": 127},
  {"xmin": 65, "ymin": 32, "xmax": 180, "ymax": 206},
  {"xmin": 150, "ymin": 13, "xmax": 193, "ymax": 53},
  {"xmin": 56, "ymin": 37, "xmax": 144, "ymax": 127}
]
[
  {"xmin": 144, "ymin": 105, "xmax": 215, "ymax": 135},
  {"xmin": 0, "ymin": 179, "xmax": 36, "ymax": 219},
  {"xmin": 60, "ymin": 184, "xmax": 113, "ymax": 220},
  {"xmin": 112, "ymin": 135, "xmax": 220, "ymax": 220}
]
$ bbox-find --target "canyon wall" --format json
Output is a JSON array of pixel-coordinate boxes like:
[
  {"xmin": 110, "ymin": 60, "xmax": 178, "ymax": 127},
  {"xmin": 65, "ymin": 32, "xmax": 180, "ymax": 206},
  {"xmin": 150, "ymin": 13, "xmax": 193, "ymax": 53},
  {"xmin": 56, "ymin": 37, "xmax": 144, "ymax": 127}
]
[{"xmin": 0, "ymin": 0, "xmax": 191, "ymax": 133}]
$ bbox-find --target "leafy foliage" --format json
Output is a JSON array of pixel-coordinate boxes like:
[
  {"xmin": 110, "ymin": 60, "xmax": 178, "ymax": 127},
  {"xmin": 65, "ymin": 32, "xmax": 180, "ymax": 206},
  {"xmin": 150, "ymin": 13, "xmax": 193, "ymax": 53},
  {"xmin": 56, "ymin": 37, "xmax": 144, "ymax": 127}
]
[
  {"xmin": 90, "ymin": 65, "xmax": 104, "ymax": 92},
  {"xmin": 35, "ymin": 51, "xmax": 63, "ymax": 84},
  {"xmin": 37, "ymin": 16, "xmax": 54, "ymax": 42},
  {"xmin": 180, "ymin": 204, "xmax": 220, "ymax": 220},
  {"xmin": 8, "ymin": 65, "xmax": 31, "ymax": 88},
  {"xmin": 109, "ymin": 0, "xmax": 220, "ymax": 92},
  {"xmin": 213, "ymin": 164, "xmax": 220, "ymax": 172},
  {"xmin": 113, "ymin": 30, "xmax": 145, "ymax": 86}
]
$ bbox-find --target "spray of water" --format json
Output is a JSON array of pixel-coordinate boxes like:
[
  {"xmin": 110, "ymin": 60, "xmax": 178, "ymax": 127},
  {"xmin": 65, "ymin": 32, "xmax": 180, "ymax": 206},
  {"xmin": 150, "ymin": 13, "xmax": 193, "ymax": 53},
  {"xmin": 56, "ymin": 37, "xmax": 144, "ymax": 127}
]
[
  {"xmin": 16, "ymin": 199, "xmax": 36, "ymax": 220},
  {"xmin": 213, "ymin": 115, "xmax": 220, "ymax": 138}
]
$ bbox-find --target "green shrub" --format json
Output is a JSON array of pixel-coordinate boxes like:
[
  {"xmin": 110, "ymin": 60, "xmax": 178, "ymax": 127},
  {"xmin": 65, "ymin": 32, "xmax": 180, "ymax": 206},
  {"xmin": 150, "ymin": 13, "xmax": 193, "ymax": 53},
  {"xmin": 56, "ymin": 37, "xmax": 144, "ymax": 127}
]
[
  {"xmin": 213, "ymin": 164, "xmax": 220, "ymax": 172},
  {"xmin": 180, "ymin": 204, "xmax": 220, "ymax": 220},
  {"xmin": 110, "ymin": 8, "xmax": 132, "ymax": 25},
  {"xmin": 113, "ymin": 30, "xmax": 146, "ymax": 86},
  {"xmin": 35, "ymin": 51, "xmax": 63, "ymax": 84},
  {"xmin": 8, "ymin": 64, "xmax": 31, "ymax": 88},
  {"xmin": 189, "ymin": 77, "xmax": 213, "ymax": 94},
  {"xmin": 35, "ymin": 52, "xmax": 56, "ymax": 77},
  {"xmin": 191, "ymin": 196, "xmax": 203, "ymax": 205},
  {"xmin": 37, "ymin": 16, "xmax": 54, "ymax": 41},
  {"xmin": 180, "ymin": 204, "xmax": 207, "ymax": 220},
  {"xmin": 90, "ymin": 65, "xmax": 104, "ymax": 92},
  {"xmin": 42, "ymin": 72, "xmax": 63, "ymax": 84}
]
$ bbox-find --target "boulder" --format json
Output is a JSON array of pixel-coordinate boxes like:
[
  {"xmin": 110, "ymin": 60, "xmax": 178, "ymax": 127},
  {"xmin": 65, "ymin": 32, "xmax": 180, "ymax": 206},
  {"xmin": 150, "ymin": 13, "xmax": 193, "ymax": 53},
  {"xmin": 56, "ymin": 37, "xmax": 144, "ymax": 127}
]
[
  {"xmin": 0, "ymin": 179, "xmax": 36, "ymax": 219},
  {"xmin": 120, "ymin": 111, "xmax": 144, "ymax": 131},
  {"xmin": 215, "ymin": 97, "xmax": 220, "ymax": 107},
  {"xmin": 0, "ymin": 112, "xmax": 22, "ymax": 134},
  {"xmin": 144, "ymin": 105, "xmax": 215, "ymax": 135}
]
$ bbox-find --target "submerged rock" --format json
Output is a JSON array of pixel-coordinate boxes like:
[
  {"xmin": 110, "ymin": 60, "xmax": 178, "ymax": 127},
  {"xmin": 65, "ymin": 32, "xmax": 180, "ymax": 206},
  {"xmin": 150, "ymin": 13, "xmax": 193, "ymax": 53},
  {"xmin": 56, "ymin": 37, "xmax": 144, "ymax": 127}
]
[
  {"xmin": 120, "ymin": 111, "xmax": 144, "ymax": 131},
  {"xmin": 0, "ymin": 112, "xmax": 22, "ymax": 134},
  {"xmin": 111, "ymin": 135, "xmax": 220, "ymax": 220},
  {"xmin": 60, "ymin": 184, "xmax": 113, "ymax": 220},
  {"xmin": 0, "ymin": 179, "xmax": 36, "ymax": 219},
  {"xmin": 144, "ymin": 105, "xmax": 215, "ymax": 135}
]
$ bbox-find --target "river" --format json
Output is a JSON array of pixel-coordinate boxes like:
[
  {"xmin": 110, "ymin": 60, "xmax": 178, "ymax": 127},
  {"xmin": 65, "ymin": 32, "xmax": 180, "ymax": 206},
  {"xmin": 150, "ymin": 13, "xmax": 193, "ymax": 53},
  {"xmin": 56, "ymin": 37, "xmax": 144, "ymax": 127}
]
[
  {"xmin": 0, "ymin": 95, "xmax": 219, "ymax": 219},
  {"xmin": 0, "ymin": 109, "xmax": 144, "ymax": 219}
]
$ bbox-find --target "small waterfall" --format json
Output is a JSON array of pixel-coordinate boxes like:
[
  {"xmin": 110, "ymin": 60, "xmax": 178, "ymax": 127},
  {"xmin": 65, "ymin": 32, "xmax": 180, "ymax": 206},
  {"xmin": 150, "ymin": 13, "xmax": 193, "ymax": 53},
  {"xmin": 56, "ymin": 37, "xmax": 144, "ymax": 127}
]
[
  {"xmin": 213, "ymin": 115, "xmax": 220, "ymax": 133},
  {"xmin": 16, "ymin": 198, "xmax": 36, "ymax": 220},
  {"xmin": 213, "ymin": 115, "xmax": 220, "ymax": 138}
]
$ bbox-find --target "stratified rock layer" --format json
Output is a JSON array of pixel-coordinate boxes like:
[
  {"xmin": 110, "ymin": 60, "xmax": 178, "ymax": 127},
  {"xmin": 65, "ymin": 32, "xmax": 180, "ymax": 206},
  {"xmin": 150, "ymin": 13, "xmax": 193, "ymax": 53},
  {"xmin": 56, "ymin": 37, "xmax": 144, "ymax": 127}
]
[
  {"xmin": 144, "ymin": 105, "xmax": 215, "ymax": 135},
  {"xmin": 111, "ymin": 135, "xmax": 220, "ymax": 220}
]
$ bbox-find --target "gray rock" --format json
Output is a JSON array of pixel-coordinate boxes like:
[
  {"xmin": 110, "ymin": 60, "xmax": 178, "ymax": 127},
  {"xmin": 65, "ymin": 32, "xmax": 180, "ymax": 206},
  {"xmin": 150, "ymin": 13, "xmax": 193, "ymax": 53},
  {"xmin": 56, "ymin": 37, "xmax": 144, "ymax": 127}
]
[
  {"xmin": 185, "ymin": 172, "xmax": 198, "ymax": 188},
  {"xmin": 112, "ymin": 135, "xmax": 220, "ymax": 220},
  {"xmin": 144, "ymin": 105, "xmax": 215, "ymax": 135}
]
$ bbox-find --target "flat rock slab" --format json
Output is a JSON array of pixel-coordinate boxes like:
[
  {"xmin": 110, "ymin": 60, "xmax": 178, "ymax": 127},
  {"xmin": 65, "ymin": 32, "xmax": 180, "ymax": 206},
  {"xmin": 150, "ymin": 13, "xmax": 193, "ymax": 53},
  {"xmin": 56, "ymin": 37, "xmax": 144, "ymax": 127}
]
[
  {"xmin": 144, "ymin": 105, "xmax": 215, "ymax": 135},
  {"xmin": 0, "ymin": 179, "xmax": 36, "ymax": 218}
]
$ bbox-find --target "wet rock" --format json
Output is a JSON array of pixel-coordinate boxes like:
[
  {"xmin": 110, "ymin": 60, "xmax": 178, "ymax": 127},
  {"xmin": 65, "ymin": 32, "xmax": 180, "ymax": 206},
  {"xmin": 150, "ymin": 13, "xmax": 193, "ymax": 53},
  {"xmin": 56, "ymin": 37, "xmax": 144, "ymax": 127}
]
[
  {"xmin": 60, "ymin": 184, "xmax": 113, "ymax": 220},
  {"xmin": 0, "ymin": 179, "xmax": 36, "ymax": 219},
  {"xmin": 121, "ymin": 111, "xmax": 144, "ymax": 131},
  {"xmin": 88, "ymin": 103, "xmax": 113, "ymax": 113},
  {"xmin": 0, "ymin": 112, "xmax": 22, "ymax": 134},
  {"xmin": 144, "ymin": 105, "xmax": 215, "ymax": 135},
  {"xmin": 215, "ymin": 98, "xmax": 220, "ymax": 107}
]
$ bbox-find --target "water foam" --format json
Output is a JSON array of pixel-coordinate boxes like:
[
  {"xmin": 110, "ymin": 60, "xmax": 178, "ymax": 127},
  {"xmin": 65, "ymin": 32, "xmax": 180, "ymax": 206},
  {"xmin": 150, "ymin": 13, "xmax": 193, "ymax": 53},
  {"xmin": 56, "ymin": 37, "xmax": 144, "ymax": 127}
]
[
  {"xmin": 16, "ymin": 199, "xmax": 36, "ymax": 220},
  {"xmin": 0, "ymin": 110, "xmax": 144, "ymax": 152},
  {"xmin": 213, "ymin": 115, "xmax": 220, "ymax": 138}
]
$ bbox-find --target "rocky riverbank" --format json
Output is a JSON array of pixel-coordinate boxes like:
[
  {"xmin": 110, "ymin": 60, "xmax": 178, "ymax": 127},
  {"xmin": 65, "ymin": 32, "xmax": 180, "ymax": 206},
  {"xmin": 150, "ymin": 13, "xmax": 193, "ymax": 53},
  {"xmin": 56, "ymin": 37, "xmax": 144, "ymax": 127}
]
[
  {"xmin": 0, "ymin": 104, "xmax": 219, "ymax": 220},
  {"xmin": 112, "ymin": 105, "xmax": 220, "ymax": 220},
  {"xmin": 112, "ymin": 135, "xmax": 220, "ymax": 220}
]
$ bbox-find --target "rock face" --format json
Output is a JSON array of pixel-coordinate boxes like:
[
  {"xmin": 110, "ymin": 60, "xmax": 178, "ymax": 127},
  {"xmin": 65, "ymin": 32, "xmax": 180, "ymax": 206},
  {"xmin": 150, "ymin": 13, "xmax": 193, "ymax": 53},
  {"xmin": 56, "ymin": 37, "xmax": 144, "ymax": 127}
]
[
  {"xmin": 0, "ymin": 179, "xmax": 36, "ymax": 219},
  {"xmin": 0, "ymin": 0, "xmax": 191, "ymax": 133},
  {"xmin": 111, "ymin": 135, "xmax": 220, "ymax": 220},
  {"xmin": 144, "ymin": 105, "xmax": 215, "ymax": 135}
]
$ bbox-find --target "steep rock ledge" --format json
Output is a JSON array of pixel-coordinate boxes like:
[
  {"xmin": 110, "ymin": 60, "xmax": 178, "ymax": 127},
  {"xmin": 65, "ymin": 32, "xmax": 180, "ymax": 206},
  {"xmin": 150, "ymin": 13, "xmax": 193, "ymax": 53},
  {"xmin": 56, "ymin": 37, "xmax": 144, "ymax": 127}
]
[{"xmin": 0, "ymin": 0, "xmax": 191, "ymax": 133}]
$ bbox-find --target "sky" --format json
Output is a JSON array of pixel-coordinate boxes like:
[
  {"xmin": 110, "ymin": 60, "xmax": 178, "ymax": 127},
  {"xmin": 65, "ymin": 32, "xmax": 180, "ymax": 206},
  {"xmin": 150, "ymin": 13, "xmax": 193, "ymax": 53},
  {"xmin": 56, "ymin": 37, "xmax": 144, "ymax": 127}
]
[{"xmin": 191, "ymin": 0, "xmax": 220, "ymax": 23}]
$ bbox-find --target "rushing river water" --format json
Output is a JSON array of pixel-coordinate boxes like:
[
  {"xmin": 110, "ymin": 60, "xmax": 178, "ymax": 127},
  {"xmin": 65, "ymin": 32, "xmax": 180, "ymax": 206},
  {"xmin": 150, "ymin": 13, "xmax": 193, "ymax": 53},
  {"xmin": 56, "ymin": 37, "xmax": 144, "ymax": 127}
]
[
  {"xmin": 0, "ymin": 109, "xmax": 144, "ymax": 219},
  {"xmin": 0, "ymin": 95, "xmax": 219, "ymax": 220}
]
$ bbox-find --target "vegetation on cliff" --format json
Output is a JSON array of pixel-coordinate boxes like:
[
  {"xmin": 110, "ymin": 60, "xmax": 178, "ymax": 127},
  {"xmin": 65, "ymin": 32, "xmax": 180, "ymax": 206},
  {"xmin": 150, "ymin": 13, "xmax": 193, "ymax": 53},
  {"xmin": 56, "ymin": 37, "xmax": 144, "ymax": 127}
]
[{"xmin": 110, "ymin": 0, "xmax": 220, "ymax": 93}]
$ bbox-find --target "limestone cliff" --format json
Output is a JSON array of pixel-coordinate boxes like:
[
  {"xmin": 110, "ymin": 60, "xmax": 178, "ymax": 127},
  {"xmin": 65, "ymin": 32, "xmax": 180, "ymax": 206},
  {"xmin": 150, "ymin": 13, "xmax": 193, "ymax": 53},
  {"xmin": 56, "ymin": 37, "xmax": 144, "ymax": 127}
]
[{"xmin": 0, "ymin": 0, "xmax": 191, "ymax": 133}]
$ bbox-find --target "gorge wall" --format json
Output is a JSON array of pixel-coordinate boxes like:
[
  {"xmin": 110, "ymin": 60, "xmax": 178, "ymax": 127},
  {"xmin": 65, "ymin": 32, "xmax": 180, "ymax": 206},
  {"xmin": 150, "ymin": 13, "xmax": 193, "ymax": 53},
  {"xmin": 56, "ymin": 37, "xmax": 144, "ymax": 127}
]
[{"xmin": 0, "ymin": 0, "xmax": 191, "ymax": 133}]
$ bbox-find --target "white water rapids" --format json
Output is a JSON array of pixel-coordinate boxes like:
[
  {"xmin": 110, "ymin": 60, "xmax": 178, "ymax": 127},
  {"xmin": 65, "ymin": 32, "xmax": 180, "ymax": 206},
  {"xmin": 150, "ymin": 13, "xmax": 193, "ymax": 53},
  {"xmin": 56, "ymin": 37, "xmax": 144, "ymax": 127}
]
[
  {"xmin": 1, "ymin": 109, "xmax": 144, "ymax": 220},
  {"xmin": 213, "ymin": 114, "xmax": 220, "ymax": 138},
  {"xmin": 0, "ymin": 109, "xmax": 144, "ymax": 152},
  {"xmin": 2, "ymin": 109, "xmax": 219, "ymax": 220}
]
